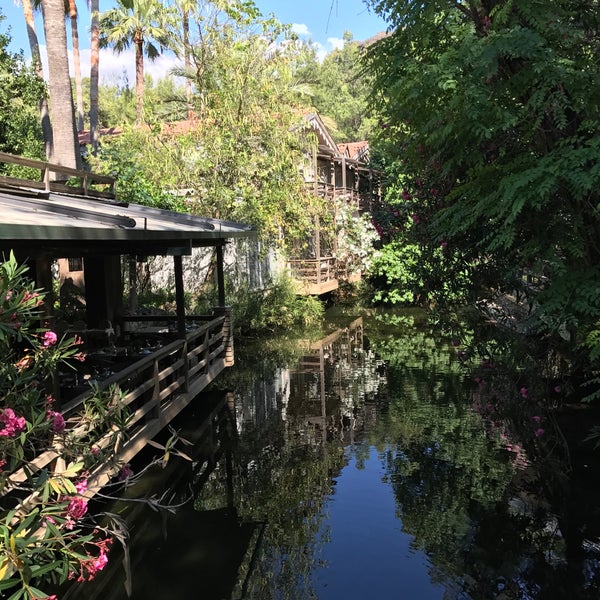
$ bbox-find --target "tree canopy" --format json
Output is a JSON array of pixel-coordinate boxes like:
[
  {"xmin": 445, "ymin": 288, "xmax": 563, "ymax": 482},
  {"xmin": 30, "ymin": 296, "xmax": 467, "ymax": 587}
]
[
  {"xmin": 365, "ymin": 0, "xmax": 600, "ymax": 369},
  {"xmin": 0, "ymin": 12, "xmax": 45, "ymax": 166}
]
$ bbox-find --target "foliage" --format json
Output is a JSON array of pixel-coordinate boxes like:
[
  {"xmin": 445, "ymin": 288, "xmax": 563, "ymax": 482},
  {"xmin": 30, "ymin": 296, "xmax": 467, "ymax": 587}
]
[
  {"xmin": 0, "ymin": 15, "xmax": 45, "ymax": 170},
  {"xmin": 0, "ymin": 253, "xmax": 128, "ymax": 598},
  {"xmin": 298, "ymin": 31, "xmax": 376, "ymax": 142},
  {"xmin": 87, "ymin": 127, "xmax": 186, "ymax": 210},
  {"xmin": 334, "ymin": 196, "xmax": 380, "ymax": 279},
  {"xmin": 99, "ymin": 0, "xmax": 176, "ymax": 124},
  {"xmin": 231, "ymin": 274, "xmax": 324, "ymax": 335},
  {"xmin": 90, "ymin": 1, "xmax": 326, "ymax": 250},
  {"xmin": 365, "ymin": 0, "xmax": 600, "ymax": 371}
]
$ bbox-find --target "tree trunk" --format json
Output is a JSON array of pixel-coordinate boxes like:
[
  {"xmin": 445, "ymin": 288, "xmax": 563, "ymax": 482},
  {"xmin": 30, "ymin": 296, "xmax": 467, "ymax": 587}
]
[
  {"xmin": 134, "ymin": 34, "xmax": 144, "ymax": 125},
  {"xmin": 20, "ymin": 0, "xmax": 52, "ymax": 158},
  {"xmin": 68, "ymin": 0, "xmax": 84, "ymax": 132},
  {"xmin": 41, "ymin": 0, "xmax": 80, "ymax": 169},
  {"xmin": 90, "ymin": 0, "xmax": 100, "ymax": 154},
  {"xmin": 183, "ymin": 8, "xmax": 193, "ymax": 119}
]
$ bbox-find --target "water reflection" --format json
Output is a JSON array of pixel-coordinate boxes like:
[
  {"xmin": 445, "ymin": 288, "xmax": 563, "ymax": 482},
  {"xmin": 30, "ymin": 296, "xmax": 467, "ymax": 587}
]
[{"xmin": 66, "ymin": 311, "xmax": 600, "ymax": 599}]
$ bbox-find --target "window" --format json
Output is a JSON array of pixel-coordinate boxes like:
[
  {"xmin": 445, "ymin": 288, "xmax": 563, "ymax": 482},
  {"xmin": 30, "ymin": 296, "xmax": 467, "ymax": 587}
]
[{"xmin": 68, "ymin": 257, "xmax": 83, "ymax": 272}]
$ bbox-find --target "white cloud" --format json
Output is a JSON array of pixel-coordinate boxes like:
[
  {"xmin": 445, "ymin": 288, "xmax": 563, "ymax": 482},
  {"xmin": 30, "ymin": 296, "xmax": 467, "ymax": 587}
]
[
  {"xmin": 327, "ymin": 37, "xmax": 345, "ymax": 51},
  {"xmin": 291, "ymin": 23, "xmax": 310, "ymax": 37},
  {"xmin": 39, "ymin": 45, "xmax": 182, "ymax": 86}
]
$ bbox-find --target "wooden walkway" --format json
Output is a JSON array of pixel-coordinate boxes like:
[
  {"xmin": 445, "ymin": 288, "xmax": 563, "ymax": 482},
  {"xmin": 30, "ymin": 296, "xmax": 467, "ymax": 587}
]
[{"xmin": 2, "ymin": 310, "xmax": 233, "ymax": 506}]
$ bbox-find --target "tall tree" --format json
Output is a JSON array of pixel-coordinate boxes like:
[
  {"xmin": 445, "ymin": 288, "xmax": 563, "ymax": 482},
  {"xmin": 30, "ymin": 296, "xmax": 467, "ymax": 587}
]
[
  {"xmin": 89, "ymin": 0, "xmax": 100, "ymax": 152},
  {"xmin": 0, "ymin": 10, "xmax": 45, "ymax": 161},
  {"xmin": 40, "ymin": 0, "xmax": 80, "ymax": 168},
  {"xmin": 18, "ymin": 0, "xmax": 52, "ymax": 156},
  {"xmin": 365, "ymin": 0, "xmax": 600, "ymax": 365},
  {"xmin": 67, "ymin": 0, "xmax": 84, "ymax": 131},
  {"xmin": 99, "ymin": 0, "xmax": 173, "ymax": 124}
]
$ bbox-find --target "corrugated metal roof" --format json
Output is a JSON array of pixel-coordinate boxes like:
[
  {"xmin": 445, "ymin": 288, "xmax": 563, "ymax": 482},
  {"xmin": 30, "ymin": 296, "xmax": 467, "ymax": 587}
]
[{"xmin": 0, "ymin": 186, "xmax": 254, "ymax": 257}]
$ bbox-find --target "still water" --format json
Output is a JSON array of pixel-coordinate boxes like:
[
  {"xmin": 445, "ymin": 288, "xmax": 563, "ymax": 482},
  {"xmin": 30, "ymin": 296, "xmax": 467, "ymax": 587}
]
[{"xmin": 68, "ymin": 310, "xmax": 600, "ymax": 600}]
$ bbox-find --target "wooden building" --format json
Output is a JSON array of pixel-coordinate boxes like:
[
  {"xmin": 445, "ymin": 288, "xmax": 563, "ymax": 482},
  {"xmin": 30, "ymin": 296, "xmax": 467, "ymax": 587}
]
[
  {"xmin": 288, "ymin": 112, "xmax": 381, "ymax": 295},
  {"xmin": 0, "ymin": 151, "xmax": 253, "ymax": 496}
]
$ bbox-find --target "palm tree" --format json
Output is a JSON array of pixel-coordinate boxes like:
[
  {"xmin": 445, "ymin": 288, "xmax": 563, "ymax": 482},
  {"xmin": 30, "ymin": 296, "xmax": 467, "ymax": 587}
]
[
  {"xmin": 67, "ymin": 0, "xmax": 84, "ymax": 131},
  {"xmin": 40, "ymin": 0, "xmax": 80, "ymax": 168},
  {"xmin": 89, "ymin": 0, "xmax": 100, "ymax": 153},
  {"xmin": 18, "ymin": 0, "xmax": 52, "ymax": 157},
  {"xmin": 99, "ymin": 0, "xmax": 173, "ymax": 124}
]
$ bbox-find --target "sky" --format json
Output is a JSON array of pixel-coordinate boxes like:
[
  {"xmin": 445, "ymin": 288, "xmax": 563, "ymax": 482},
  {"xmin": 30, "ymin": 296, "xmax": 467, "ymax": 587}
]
[{"xmin": 1, "ymin": 0, "xmax": 388, "ymax": 84}]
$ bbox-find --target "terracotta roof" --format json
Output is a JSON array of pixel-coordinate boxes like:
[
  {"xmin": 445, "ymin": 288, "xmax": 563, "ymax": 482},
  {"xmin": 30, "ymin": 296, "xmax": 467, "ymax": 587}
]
[
  {"xmin": 337, "ymin": 141, "xmax": 369, "ymax": 161},
  {"xmin": 78, "ymin": 127, "xmax": 123, "ymax": 146},
  {"xmin": 358, "ymin": 31, "xmax": 390, "ymax": 49}
]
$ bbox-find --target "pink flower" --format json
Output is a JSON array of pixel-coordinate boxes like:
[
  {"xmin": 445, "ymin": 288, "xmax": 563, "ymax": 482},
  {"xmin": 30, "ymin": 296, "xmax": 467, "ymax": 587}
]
[
  {"xmin": 411, "ymin": 213, "xmax": 421, "ymax": 224},
  {"xmin": 532, "ymin": 415, "xmax": 542, "ymax": 423},
  {"xmin": 91, "ymin": 446, "xmax": 100, "ymax": 456},
  {"xmin": 75, "ymin": 479, "xmax": 88, "ymax": 495},
  {"xmin": 553, "ymin": 385, "xmax": 561, "ymax": 393},
  {"xmin": 440, "ymin": 240, "xmax": 448, "ymax": 251},
  {"xmin": 0, "ymin": 408, "xmax": 27, "ymax": 437},
  {"xmin": 535, "ymin": 428, "xmax": 545, "ymax": 437},
  {"xmin": 47, "ymin": 410, "xmax": 66, "ymax": 433},
  {"xmin": 118, "ymin": 464, "xmax": 133, "ymax": 481},
  {"xmin": 42, "ymin": 331, "xmax": 58, "ymax": 347},
  {"xmin": 67, "ymin": 496, "xmax": 88, "ymax": 521},
  {"xmin": 401, "ymin": 190, "xmax": 412, "ymax": 200},
  {"xmin": 71, "ymin": 538, "xmax": 112, "ymax": 582},
  {"xmin": 520, "ymin": 387, "xmax": 528, "ymax": 399}
]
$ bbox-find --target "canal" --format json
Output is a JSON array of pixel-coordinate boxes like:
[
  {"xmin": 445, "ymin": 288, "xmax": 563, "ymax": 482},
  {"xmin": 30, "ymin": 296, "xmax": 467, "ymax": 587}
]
[{"xmin": 66, "ymin": 309, "xmax": 600, "ymax": 600}]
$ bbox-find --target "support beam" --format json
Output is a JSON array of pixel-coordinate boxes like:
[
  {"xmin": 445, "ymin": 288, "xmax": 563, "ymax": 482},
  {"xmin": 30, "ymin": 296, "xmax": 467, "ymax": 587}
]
[
  {"xmin": 174, "ymin": 255, "xmax": 186, "ymax": 336},
  {"xmin": 216, "ymin": 244, "xmax": 226, "ymax": 307}
]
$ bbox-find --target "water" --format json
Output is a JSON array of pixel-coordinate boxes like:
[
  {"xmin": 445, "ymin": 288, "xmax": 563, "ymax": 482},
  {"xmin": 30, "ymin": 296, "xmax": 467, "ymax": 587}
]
[{"xmin": 66, "ymin": 310, "xmax": 600, "ymax": 600}]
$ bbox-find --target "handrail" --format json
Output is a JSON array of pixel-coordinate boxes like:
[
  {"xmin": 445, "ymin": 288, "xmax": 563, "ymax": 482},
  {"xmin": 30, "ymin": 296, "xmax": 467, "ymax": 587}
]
[
  {"xmin": 2, "ymin": 314, "xmax": 228, "ymax": 502},
  {"xmin": 0, "ymin": 151, "xmax": 116, "ymax": 199}
]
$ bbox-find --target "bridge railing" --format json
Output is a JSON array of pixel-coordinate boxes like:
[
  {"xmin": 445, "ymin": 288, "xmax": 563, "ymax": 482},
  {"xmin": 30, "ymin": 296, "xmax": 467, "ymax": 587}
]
[
  {"xmin": 0, "ymin": 151, "xmax": 116, "ymax": 199},
  {"xmin": 1, "ymin": 312, "xmax": 231, "ymax": 505}
]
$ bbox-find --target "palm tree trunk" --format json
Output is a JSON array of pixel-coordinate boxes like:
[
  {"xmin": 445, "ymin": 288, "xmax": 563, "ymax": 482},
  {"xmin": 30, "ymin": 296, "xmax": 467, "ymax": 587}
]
[
  {"xmin": 20, "ymin": 0, "xmax": 52, "ymax": 158},
  {"xmin": 41, "ymin": 0, "xmax": 81, "ymax": 169},
  {"xmin": 90, "ymin": 0, "xmax": 100, "ymax": 154},
  {"xmin": 68, "ymin": 0, "xmax": 84, "ymax": 132},
  {"xmin": 183, "ymin": 8, "xmax": 192, "ymax": 119},
  {"xmin": 134, "ymin": 33, "xmax": 144, "ymax": 125}
]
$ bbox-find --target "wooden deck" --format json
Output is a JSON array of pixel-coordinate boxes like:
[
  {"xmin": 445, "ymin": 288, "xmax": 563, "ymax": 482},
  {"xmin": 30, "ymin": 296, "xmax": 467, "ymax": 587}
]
[
  {"xmin": 287, "ymin": 257, "xmax": 339, "ymax": 295},
  {"xmin": 2, "ymin": 309, "xmax": 233, "ymax": 506}
]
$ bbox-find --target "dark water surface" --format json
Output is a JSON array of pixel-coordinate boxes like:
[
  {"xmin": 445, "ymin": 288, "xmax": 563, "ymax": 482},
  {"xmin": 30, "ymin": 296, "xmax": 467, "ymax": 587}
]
[{"xmin": 68, "ymin": 310, "xmax": 600, "ymax": 600}]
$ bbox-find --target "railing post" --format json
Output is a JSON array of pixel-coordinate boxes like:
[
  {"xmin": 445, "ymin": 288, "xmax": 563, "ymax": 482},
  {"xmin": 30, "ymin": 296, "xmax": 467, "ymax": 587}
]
[
  {"xmin": 213, "ymin": 306, "xmax": 234, "ymax": 367},
  {"xmin": 150, "ymin": 359, "xmax": 161, "ymax": 420},
  {"xmin": 182, "ymin": 340, "xmax": 189, "ymax": 393}
]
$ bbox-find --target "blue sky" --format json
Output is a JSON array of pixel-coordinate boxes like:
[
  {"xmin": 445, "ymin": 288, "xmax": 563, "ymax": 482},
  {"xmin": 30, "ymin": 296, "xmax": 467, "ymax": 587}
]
[{"xmin": 1, "ymin": 0, "xmax": 388, "ymax": 83}]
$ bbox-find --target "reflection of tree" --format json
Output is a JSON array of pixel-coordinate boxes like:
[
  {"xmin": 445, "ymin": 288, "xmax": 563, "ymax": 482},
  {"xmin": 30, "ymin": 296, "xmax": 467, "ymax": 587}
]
[{"xmin": 369, "ymin": 313, "xmax": 600, "ymax": 600}]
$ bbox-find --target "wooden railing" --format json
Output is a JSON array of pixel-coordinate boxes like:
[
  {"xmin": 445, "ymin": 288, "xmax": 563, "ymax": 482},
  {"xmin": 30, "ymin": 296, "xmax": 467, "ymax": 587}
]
[
  {"xmin": 1, "ymin": 312, "xmax": 231, "ymax": 503},
  {"xmin": 287, "ymin": 257, "xmax": 338, "ymax": 295},
  {"xmin": 0, "ymin": 151, "xmax": 116, "ymax": 200}
]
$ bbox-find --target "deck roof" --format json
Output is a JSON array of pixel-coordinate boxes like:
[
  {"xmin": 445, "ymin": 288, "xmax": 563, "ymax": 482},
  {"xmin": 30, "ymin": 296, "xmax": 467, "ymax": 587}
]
[{"xmin": 0, "ymin": 185, "xmax": 254, "ymax": 257}]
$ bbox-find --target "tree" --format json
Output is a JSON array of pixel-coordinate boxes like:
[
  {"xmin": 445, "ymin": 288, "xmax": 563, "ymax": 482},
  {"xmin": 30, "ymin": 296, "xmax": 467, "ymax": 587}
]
[
  {"xmin": 0, "ymin": 10, "xmax": 46, "ymax": 164},
  {"xmin": 307, "ymin": 31, "xmax": 375, "ymax": 142},
  {"xmin": 99, "ymin": 0, "xmax": 174, "ymax": 124},
  {"xmin": 365, "ymin": 0, "xmax": 600, "ymax": 369},
  {"xmin": 89, "ymin": 1, "xmax": 325, "ymax": 250},
  {"xmin": 67, "ymin": 0, "xmax": 84, "ymax": 131},
  {"xmin": 40, "ymin": 0, "xmax": 80, "ymax": 168},
  {"xmin": 90, "ymin": 0, "xmax": 100, "ymax": 152},
  {"xmin": 17, "ymin": 0, "xmax": 52, "ymax": 157}
]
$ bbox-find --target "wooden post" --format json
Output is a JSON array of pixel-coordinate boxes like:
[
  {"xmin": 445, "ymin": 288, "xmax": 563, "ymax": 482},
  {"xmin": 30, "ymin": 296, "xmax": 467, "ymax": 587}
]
[
  {"xmin": 216, "ymin": 244, "xmax": 226, "ymax": 307},
  {"xmin": 174, "ymin": 255, "xmax": 186, "ymax": 336},
  {"xmin": 213, "ymin": 306, "xmax": 234, "ymax": 367}
]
